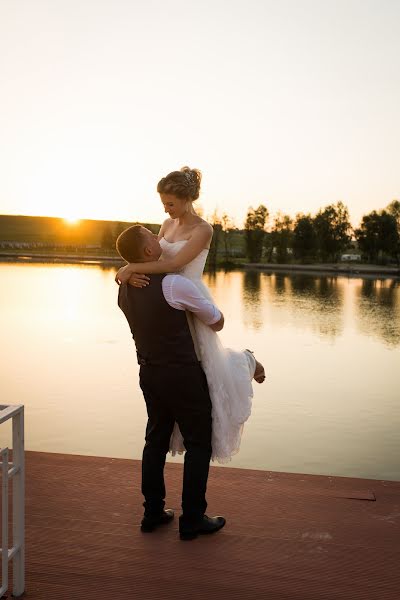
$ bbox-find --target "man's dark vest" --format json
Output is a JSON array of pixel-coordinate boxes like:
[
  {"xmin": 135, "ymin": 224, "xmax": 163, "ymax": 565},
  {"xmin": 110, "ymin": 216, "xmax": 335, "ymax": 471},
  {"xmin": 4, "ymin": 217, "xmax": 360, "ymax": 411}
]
[{"xmin": 118, "ymin": 274, "xmax": 199, "ymax": 366}]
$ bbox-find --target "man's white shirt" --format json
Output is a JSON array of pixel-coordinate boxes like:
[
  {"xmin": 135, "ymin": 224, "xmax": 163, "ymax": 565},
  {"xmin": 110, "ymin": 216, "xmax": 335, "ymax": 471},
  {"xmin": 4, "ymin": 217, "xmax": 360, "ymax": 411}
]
[{"xmin": 161, "ymin": 274, "xmax": 221, "ymax": 325}]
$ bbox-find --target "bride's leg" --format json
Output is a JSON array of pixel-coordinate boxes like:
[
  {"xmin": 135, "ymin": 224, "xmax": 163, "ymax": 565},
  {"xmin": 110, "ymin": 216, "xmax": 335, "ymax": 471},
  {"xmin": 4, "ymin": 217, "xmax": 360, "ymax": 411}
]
[
  {"xmin": 244, "ymin": 349, "xmax": 266, "ymax": 384},
  {"xmin": 254, "ymin": 359, "xmax": 266, "ymax": 383}
]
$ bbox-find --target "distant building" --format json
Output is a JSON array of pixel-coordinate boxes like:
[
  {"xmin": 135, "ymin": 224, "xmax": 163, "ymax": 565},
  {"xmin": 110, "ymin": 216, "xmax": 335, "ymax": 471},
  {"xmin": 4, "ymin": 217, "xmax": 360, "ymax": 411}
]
[{"xmin": 341, "ymin": 254, "xmax": 361, "ymax": 262}]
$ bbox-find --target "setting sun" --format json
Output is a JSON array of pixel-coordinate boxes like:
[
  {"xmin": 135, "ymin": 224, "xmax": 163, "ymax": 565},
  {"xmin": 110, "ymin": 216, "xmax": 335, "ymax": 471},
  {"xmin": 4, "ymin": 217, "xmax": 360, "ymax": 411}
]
[{"xmin": 64, "ymin": 216, "xmax": 80, "ymax": 225}]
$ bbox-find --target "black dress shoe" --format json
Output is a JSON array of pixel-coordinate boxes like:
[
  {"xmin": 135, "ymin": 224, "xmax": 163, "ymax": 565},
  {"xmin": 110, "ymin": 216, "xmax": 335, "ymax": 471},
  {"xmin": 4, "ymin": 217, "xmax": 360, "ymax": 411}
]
[
  {"xmin": 140, "ymin": 509, "xmax": 174, "ymax": 532},
  {"xmin": 179, "ymin": 515, "xmax": 226, "ymax": 540}
]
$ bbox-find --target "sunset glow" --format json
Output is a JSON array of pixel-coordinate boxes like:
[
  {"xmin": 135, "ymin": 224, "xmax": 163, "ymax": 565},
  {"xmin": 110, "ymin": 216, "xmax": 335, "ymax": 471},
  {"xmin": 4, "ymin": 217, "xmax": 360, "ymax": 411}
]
[
  {"xmin": 0, "ymin": 1, "xmax": 399, "ymax": 228},
  {"xmin": 64, "ymin": 216, "xmax": 81, "ymax": 225}
]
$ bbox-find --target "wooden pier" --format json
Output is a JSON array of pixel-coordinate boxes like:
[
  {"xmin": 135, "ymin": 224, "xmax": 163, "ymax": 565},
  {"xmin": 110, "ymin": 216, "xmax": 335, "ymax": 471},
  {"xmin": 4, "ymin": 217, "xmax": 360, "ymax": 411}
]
[{"xmin": 9, "ymin": 451, "xmax": 400, "ymax": 599}]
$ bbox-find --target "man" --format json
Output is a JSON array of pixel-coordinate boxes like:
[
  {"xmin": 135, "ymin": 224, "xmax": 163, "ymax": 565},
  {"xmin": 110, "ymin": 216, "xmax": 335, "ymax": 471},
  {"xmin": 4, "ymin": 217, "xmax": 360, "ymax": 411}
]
[{"xmin": 116, "ymin": 224, "xmax": 226, "ymax": 541}]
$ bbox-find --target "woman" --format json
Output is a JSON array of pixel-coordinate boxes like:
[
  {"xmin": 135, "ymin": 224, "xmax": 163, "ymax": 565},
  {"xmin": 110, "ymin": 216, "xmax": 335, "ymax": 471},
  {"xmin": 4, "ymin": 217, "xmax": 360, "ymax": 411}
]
[{"xmin": 116, "ymin": 167, "xmax": 265, "ymax": 462}]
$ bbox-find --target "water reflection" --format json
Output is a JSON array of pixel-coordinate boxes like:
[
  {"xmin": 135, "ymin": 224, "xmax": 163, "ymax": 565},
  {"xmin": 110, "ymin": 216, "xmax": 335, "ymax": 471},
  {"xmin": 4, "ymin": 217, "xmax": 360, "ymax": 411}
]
[
  {"xmin": 242, "ymin": 271, "xmax": 263, "ymax": 330},
  {"xmin": 356, "ymin": 279, "xmax": 400, "ymax": 347},
  {"xmin": 306, "ymin": 276, "xmax": 344, "ymax": 339},
  {"xmin": 205, "ymin": 269, "xmax": 218, "ymax": 289},
  {"xmin": 98, "ymin": 263, "xmax": 119, "ymax": 273},
  {"xmin": 1, "ymin": 262, "xmax": 399, "ymax": 480},
  {"xmin": 241, "ymin": 272, "xmax": 345, "ymax": 340}
]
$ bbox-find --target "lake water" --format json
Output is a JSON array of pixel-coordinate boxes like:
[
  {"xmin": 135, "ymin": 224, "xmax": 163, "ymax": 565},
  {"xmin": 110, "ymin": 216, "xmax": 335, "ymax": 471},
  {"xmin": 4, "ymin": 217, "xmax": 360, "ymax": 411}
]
[{"xmin": 1, "ymin": 262, "xmax": 399, "ymax": 480}]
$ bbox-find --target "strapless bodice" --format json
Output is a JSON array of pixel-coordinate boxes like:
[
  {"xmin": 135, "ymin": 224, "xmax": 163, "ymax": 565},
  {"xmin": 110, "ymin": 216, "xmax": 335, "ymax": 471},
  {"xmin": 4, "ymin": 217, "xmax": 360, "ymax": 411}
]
[{"xmin": 159, "ymin": 237, "xmax": 208, "ymax": 281}]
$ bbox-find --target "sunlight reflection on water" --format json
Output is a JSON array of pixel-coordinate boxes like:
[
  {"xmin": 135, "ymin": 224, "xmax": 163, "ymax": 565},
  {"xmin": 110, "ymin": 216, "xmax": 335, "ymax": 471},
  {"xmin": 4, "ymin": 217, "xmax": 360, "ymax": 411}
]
[{"xmin": 1, "ymin": 262, "xmax": 399, "ymax": 480}]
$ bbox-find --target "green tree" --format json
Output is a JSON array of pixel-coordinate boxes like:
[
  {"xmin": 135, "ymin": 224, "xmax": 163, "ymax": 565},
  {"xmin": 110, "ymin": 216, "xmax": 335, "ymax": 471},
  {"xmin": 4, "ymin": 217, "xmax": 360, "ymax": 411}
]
[
  {"xmin": 387, "ymin": 200, "xmax": 400, "ymax": 231},
  {"xmin": 386, "ymin": 200, "xmax": 400, "ymax": 264},
  {"xmin": 355, "ymin": 210, "xmax": 399, "ymax": 264},
  {"xmin": 355, "ymin": 211, "xmax": 380, "ymax": 262},
  {"xmin": 379, "ymin": 211, "xmax": 399, "ymax": 263},
  {"xmin": 292, "ymin": 214, "xmax": 317, "ymax": 262},
  {"xmin": 270, "ymin": 213, "xmax": 293, "ymax": 263},
  {"xmin": 221, "ymin": 213, "xmax": 233, "ymax": 262},
  {"xmin": 245, "ymin": 205, "xmax": 269, "ymax": 262},
  {"xmin": 313, "ymin": 201, "xmax": 352, "ymax": 261},
  {"xmin": 208, "ymin": 211, "xmax": 223, "ymax": 269}
]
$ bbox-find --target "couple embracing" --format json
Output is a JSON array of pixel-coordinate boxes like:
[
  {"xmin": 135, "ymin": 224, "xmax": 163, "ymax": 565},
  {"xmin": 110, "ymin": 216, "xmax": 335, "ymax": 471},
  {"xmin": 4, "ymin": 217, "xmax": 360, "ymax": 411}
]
[{"xmin": 116, "ymin": 167, "xmax": 265, "ymax": 541}]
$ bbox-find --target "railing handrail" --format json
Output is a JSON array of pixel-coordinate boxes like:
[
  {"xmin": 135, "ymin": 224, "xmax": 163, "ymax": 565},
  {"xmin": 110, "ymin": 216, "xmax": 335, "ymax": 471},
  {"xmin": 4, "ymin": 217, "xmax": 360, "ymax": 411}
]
[{"xmin": 0, "ymin": 404, "xmax": 25, "ymax": 598}]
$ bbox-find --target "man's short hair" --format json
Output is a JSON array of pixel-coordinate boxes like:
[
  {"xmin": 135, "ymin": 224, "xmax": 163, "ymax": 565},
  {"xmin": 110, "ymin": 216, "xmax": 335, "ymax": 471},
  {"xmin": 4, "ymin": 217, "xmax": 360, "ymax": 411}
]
[{"xmin": 116, "ymin": 225, "xmax": 145, "ymax": 262}]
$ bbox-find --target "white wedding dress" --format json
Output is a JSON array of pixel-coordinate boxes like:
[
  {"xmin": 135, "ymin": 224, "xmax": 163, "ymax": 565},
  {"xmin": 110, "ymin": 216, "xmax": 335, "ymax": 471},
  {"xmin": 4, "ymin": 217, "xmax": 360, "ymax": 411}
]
[{"xmin": 160, "ymin": 237, "xmax": 256, "ymax": 463}]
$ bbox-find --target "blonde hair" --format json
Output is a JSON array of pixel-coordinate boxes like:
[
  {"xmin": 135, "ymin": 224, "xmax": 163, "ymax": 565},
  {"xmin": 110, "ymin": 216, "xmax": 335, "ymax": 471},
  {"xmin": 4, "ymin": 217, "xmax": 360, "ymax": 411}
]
[{"xmin": 157, "ymin": 166, "xmax": 202, "ymax": 200}]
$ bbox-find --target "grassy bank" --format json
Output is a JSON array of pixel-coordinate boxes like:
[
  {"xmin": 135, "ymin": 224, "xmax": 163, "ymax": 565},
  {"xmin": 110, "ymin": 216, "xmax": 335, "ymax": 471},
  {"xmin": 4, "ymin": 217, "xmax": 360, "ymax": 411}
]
[{"xmin": 0, "ymin": 214, "xmax": 159, "ymax": 246}]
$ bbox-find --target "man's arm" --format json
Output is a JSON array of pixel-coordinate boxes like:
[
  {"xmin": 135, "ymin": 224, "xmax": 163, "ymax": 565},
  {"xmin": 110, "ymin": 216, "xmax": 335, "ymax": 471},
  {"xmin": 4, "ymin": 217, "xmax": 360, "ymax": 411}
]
[{"xmin": 162, "ymin": 274, "xmax": 224, "ymax": 330}]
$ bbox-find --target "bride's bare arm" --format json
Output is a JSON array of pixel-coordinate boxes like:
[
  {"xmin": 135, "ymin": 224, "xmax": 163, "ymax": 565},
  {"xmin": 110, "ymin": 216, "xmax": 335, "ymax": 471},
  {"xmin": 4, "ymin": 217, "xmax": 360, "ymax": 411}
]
[
  {"xmin": 117, "ymin": 223, "xmax": 212, "ymax": 282},
  {"xmin": 157, "ymin": 218, "xmax": 172, "ymax": 241}
]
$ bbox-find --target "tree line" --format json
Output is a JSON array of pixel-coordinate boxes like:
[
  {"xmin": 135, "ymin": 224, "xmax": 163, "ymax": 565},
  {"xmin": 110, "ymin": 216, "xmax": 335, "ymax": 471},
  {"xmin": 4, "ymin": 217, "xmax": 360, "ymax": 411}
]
[
  {"xmin": 209, "ymin": 200, "xmax": 400, "ymax": 266},
  {"xmin": 99, "ymin": 201, "xmax": 400, "ymax": 267}
]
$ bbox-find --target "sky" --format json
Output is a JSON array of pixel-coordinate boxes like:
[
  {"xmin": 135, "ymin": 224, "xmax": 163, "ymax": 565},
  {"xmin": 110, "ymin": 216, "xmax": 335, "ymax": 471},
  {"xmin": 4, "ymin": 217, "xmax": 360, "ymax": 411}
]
[{"xmin": 0, "ymin": 0, "xmax": 399, "ymax": 228}]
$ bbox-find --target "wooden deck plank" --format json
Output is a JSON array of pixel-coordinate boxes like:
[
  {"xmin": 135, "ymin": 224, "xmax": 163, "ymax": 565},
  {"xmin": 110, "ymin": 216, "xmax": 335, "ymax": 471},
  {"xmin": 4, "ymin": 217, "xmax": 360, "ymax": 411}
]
[{"xmin": 5, "ymin": 451, "xmax": 400, "ymax": 599}]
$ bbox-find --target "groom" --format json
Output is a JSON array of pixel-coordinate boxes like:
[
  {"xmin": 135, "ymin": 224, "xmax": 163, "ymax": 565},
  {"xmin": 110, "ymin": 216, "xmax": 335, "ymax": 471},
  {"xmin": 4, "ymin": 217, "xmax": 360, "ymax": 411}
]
[{"xmin": 116, "ymin": 224, "xmax": 226, "ymax": 540}]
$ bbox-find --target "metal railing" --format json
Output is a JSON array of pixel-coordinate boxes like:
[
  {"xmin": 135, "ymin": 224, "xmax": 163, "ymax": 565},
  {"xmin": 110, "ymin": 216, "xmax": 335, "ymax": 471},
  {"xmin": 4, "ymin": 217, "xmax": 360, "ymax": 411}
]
[{"xmin": 0, "ymin": 405, "xmax": 24, "ymax": 598}]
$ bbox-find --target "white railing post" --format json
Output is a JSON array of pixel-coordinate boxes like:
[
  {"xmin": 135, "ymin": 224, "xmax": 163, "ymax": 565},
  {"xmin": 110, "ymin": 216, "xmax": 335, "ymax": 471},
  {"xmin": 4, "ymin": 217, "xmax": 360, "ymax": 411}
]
[
  {"xmin": 0, "ymin": 448, "xmax": 9, "ymax": 598},
  {"xmin": 0, "ymin": 404, "xmax": 25, "ymax": 598},
  {"xmin": 12, "ymin": 407, "xmax": 25, "ymax": 596}
]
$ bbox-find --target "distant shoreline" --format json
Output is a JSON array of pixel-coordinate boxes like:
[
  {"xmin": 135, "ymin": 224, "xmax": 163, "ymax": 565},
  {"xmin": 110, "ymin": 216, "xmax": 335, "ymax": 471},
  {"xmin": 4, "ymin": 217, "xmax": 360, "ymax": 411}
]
[
  {"xmin": 1, "ymin": 252, "xmax": 399, "ymax": 279},
  {"xmin": 241, "ymin": 262, "xmax": 400, "ymax": 279},
  {"xmin": 0, "ymin": 252, "xmax": 123, "ymax": 265}
]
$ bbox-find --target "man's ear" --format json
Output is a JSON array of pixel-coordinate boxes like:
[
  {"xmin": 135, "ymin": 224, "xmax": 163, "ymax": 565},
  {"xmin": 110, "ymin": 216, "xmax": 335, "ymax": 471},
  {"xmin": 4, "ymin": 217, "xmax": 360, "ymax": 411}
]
[{"xmin": 143, "ymin": 246, "xmax": 152, "ymax": 257}]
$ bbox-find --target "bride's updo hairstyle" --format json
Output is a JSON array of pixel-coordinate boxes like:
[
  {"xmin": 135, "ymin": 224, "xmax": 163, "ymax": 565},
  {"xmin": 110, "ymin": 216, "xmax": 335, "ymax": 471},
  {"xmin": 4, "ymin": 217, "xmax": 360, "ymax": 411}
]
[{"xmin": 157, "ymin": 166, "xmax": 202, "ymax": 201}]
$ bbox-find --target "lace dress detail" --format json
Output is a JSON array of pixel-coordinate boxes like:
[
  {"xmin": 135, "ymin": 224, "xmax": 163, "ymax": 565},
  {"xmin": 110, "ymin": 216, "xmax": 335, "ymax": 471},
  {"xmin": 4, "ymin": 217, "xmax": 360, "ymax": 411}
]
[{"xmin": 160, "ymin": 237, "xmax": 255, "ymax": 463}]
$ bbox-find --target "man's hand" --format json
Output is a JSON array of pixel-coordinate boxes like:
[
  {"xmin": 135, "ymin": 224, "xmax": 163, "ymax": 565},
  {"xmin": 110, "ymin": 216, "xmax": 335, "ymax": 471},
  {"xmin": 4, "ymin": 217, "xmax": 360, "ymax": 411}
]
[{"xmin": 210, "ymin": 312, "xmax": 224, "ymax": 332}]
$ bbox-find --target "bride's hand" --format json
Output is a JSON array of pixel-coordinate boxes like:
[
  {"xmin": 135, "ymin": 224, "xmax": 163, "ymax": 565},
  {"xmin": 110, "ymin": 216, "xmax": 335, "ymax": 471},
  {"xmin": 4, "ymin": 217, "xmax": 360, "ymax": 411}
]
[
  {"xmin": 115, "ymin": 264, "xmax": 132, "ymax": 284},
  {"xmin": 115, "ymin": 265, "xmax": 149, "ymax": 287},
  {"xmin": 128, "ymin": 273, "xmax": 150, "ymax": 288}
]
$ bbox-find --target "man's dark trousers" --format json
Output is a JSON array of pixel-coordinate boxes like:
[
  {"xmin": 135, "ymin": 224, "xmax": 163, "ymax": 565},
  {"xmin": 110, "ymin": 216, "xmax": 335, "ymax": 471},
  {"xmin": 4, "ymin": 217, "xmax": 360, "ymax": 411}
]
[{"xmin": 140, "ymin": 362, "xmax": 212, "ymax": 526}]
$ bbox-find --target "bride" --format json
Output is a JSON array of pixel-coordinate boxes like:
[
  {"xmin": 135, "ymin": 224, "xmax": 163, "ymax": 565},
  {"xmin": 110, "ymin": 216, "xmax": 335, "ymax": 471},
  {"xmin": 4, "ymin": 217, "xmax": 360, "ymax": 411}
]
[{"xmin": 116, "ymin": 166, "xmax": 265, "ymax": 462}]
